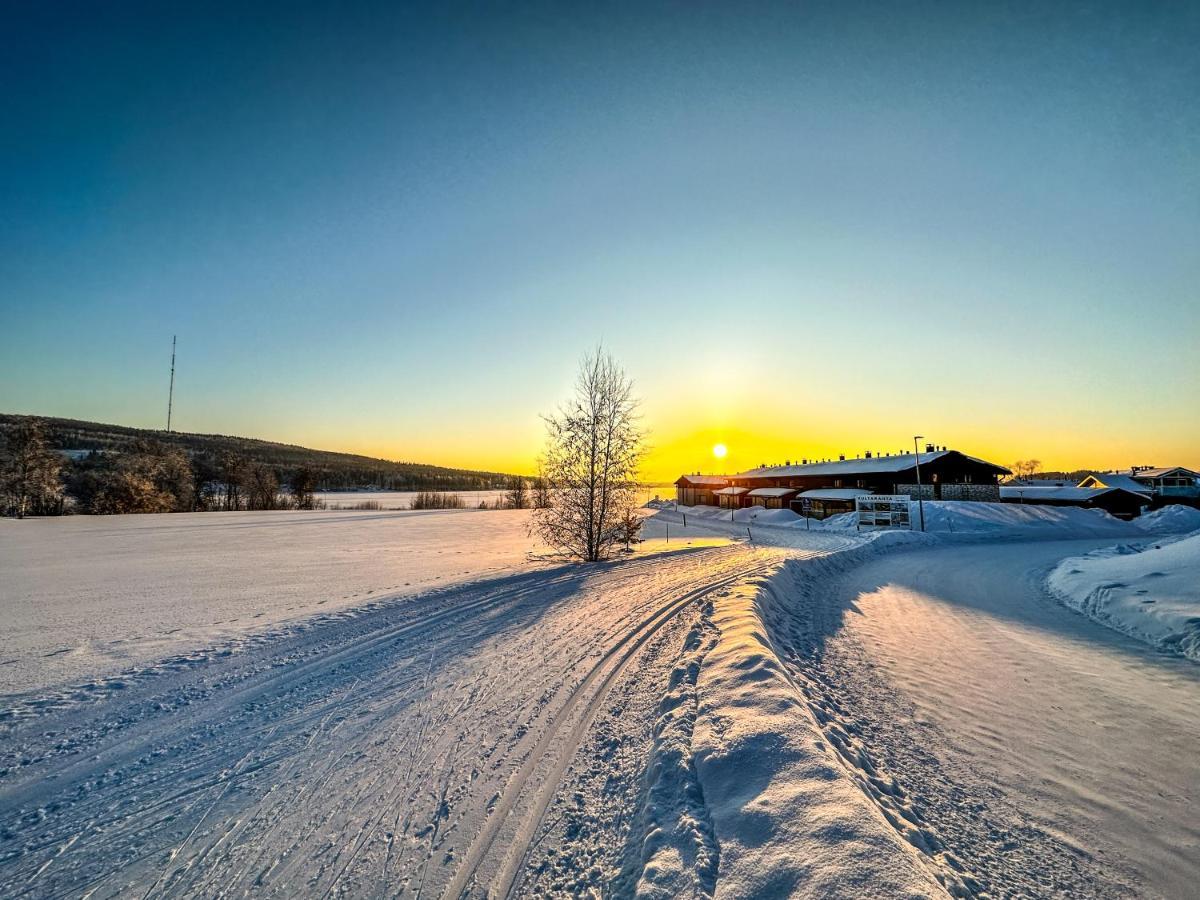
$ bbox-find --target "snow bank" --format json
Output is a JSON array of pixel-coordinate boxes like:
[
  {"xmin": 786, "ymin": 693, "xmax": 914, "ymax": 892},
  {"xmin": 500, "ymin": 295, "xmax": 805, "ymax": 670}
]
[
  {"xmin": 1047, "ymin": 534, "xmax": 1200, "ymax": 662},
  {"xmin": 662, "ymin": 501, "xmax": 1138, "ymax": 541},
  {"xmin": 1133, "ymin": 504, "xmax": 1200, "ymax": 535},
  {"xmin": 676, "ymin": 554, "xmax": 951, "ymax": 898}
]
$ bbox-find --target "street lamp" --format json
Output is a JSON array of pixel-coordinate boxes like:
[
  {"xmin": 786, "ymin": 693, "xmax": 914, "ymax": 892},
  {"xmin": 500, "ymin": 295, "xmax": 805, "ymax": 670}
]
[{"xmin": 913, "ymin": 435, "xmax": 926, "ymax": 532}]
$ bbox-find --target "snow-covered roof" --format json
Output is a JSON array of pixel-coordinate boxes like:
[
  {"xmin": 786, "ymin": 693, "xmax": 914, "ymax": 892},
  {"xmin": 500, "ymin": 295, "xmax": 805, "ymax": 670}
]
[
  {"xmin": 736, "ymin": 450, "xmax": 1008, "ymax": 479},
  {"xmin": 1078, "ymin": 473, "xmax": 1153, "ymax": 495},
  {"xmin": 1000, "ymin": 486, "xmax": 1148, "ymax": 504},
  {"xmin": 714, "ymin": 486, "xmax": 748, "ymax": 495},
  {"xmin": 747, "ymin": 487, "xmax": 798, "ymax": 498},
  {"xmin": 675, "ymin": 475, "xmax": 728, "ymax": 486},
  {"xmin": 1123, "ymin": 467, "xmax": 1200, "ymax": 481},
  {"xmin": 797, "ymin": 488, "xmax": 874, "ymax": 500}
]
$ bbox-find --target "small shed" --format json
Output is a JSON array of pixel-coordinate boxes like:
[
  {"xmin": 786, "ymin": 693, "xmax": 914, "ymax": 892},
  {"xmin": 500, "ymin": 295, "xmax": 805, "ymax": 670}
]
[
  {"xmin": 714, "ymin": 486, "xmax": 750, "ymax": 509},
  {"xmin": 792, "ymin": 488, "xmax": 873, "ymax": 520},
  {"xmin": 746, "ymin": 486, "xmax": 799, "ymax": 509}
]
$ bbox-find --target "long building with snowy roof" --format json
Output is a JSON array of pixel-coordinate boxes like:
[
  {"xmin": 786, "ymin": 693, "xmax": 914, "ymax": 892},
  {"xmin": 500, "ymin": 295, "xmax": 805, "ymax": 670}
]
[{"xmin": 675, "ymin": 448, "xmax": 1011, "ymax": 514}]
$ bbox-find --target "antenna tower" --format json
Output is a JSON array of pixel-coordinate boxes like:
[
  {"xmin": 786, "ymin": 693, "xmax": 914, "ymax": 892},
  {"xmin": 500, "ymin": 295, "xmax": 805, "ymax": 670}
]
[{"xmin": 167, "ymin": 335, "xmax": 176, "ymax": 432}]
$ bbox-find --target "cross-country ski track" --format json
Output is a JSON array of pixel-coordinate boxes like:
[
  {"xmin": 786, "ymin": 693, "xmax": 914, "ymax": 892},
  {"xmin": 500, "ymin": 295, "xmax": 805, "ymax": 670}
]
[{"xmin": 0, "ymin": 541, "xmax": 824, "ymax": 899}]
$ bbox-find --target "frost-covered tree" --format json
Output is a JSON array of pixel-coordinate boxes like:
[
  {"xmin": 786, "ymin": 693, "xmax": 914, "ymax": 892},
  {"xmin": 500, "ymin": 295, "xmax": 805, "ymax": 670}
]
[
  {"xmin": 88, "ymin": 440, "xmax": 193, "ymax": 514},
  {"xmin": 0, "ymin": 418, "xmax": 64, "ymax": 518},
  {"xmin": 531, "ymin": 472, "xmax": 551, "ymax": 510},
  {"xmin": 533, "ymin": 348, "xmax": 643, "ymax": 562}
]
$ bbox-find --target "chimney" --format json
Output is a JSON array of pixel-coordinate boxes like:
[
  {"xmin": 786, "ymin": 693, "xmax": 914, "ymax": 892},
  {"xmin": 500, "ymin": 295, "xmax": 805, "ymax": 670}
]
[
  {"xmin": 925, "ymin": 443, "xmax": 935, "ymax": 453},
  {"xmin": 865, "ymin": 450, "xmax": 872, "ymax": 459},
  {"xmin": 839, "ymin": 454, "xmax": 845, "ymax": 461}
]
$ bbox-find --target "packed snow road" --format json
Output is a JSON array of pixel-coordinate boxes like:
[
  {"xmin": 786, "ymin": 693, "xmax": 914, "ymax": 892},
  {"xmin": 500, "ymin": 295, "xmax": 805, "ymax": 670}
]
[
  {"xmin": 786, "ymin": 539, "xmax": 1200, "ymax": 898},
  {"xmin": 0, "ymin": 541, "xmax": 817, "ymax": 899}
]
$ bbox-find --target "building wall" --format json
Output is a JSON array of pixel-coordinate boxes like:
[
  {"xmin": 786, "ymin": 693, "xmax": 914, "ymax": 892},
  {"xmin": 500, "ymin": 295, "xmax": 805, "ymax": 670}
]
[{"xmin": 896, "ymin": 483, "xmax": 1000, "ymax": 502}]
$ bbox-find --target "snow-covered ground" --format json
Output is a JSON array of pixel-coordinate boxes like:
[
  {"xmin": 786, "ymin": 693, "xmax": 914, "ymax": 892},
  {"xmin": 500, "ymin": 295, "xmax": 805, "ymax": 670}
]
[
  {"xmin": 2, "ymin": 500, "xmax": 1198, "ymax": 898},
  {"xmin": 0, "ymin": 509, "xmax": 547, "ymax": 696},
  {"xmin": 1048, "ymin": 531, "xmax": 1200, "ymax": 661},
  {"xmin": 808, "ymin": 541, "xmax": 1200, "ymax": 898}
]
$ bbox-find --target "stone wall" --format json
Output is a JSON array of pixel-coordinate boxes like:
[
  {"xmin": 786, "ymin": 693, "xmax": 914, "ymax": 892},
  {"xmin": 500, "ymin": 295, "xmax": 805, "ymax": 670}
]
[{"xmin": 895, "ymin": 483, "xmax": 1000, "ymax": 502}]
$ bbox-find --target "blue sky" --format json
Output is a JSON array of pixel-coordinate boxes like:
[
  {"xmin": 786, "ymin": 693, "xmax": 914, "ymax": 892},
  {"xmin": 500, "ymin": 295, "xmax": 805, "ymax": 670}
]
[{"xmin": 1, "ymin": 2, "xmax": 1196, "ymax": 478}]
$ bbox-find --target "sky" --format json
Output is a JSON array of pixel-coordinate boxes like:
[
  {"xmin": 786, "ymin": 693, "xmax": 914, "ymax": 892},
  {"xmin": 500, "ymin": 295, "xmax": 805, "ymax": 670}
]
[{"xmin": 1, "ymin": 1, "xmax": 1197, "ymax": 482}]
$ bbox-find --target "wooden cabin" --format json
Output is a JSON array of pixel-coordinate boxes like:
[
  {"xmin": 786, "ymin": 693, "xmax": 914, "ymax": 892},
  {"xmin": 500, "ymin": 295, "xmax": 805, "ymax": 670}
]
[{"xmin": 674, "ymin": 475, "xmax": 728, "ymax": 506}]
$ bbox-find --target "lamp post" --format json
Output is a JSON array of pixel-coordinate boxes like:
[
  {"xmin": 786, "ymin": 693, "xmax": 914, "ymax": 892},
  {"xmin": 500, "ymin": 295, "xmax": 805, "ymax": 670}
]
[{"xmin": 913, "ymin": 435, "xmax": 926, "ymax": 532}]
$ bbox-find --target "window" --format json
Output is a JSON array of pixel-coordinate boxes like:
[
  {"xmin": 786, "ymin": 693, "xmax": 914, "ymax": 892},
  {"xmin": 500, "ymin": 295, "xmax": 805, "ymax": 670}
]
[
  {"xmin": 856, "ymin": 479, "xmax": 865, "ymax": 488},
  {"xmin": 833, "ymin": 478, "xmax": 843, "ymax": 487}
]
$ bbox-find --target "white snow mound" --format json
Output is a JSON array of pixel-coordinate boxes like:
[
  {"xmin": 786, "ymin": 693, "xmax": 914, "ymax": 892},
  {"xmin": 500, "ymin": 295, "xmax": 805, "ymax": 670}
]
[
  {"xmin": 1047, "ymin": 533, "xmax": 1200, "ymax": 662},
  {"xmin": 1133, "ymin": 504, "xmax": 1200, "ymax": 535}
]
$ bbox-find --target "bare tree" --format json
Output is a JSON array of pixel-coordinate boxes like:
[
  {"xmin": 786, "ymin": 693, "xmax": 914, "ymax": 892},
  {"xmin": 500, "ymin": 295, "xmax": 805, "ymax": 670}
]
[
  {"xmin": 532, "ymin": 348, "xmax": 643, "ymax": 562},
  {"xmin": 0, "ymin": 418, "xmax": 64, "ymax": 518},
  {"xmin": 290, "ymin": 465, "xmax": 318, "ymax": 510},
  {"xmin": 531, "ymin": 466, "xmax": 551, "ymax": 509},
  {"xmin": 1008, "ymin": 459, "xmax": 1042, "ymax": 482},
  {"xmin": 246, "ymin": 463, "xmax": 280, "ymax": 510},
  {"xmin": 505, "ymin": 475, "xmax": 528, "ymax": 509},
  {"xmin": 218, "ymin": 452, "xmax": 249, "ymax": 510}
]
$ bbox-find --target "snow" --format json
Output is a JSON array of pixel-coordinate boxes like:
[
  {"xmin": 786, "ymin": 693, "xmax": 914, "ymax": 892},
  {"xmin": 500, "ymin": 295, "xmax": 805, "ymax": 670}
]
[
  {"xmin": 815, "ymin": 541, "xmax": 1200, "ymax": 897},
  {"xmin": 1133, "ymin": 503, "xmax": 1200, "ymax": 534},
  {"xmin": 2, "ymin": 499, "xmax": 1196, "ymax": 897},
  {"xmin": 658, "ymin": 500, "xmax": 1140, "ymax": 541},
  {"xmin": 0, "ymin": 509, "xmax": 546, "ymax": 697},
  {"xmin": 1047, "ymin": 532, "xmax": 1200, "ymax": 661}
]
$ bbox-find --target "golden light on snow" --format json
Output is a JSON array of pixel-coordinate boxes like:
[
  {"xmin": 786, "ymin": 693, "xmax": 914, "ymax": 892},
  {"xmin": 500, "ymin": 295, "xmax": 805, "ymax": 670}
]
[{"xmin": 713, "ymin": 443, "xmax": 728, "ymax": 459}]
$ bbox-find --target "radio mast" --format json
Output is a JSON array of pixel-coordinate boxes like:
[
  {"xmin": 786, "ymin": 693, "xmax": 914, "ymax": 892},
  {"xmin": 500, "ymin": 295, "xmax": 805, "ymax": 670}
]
[{"xmin": 167, "ymin": 335, "xmax": 176, "ymax": 432}]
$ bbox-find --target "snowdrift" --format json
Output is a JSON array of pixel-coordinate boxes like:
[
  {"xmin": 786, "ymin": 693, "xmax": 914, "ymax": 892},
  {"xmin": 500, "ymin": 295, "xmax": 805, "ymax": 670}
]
[
  {"xmin": 1133, "ymin": 504, "xmax": 1200, "ymax": 535},
  {"xmin": 661, "ymin": 500, "xmax": 1139, "ymax": 542},
  {"xmin": 1047, "ymin": 533, "xmax": 1200, "ymax": 662},
  {"xmin": 683, "ymin": 559, "xmax": 948, "ymax": 898}
]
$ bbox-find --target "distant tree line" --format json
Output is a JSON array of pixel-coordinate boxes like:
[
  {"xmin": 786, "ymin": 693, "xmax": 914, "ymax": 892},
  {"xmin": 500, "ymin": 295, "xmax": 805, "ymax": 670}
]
[
  {"xmin": 0, "ymin": 416, "xmax": 520, "ymax": 517},
  {"xmin": 0, "ymin": 414, "xmax": 515, "ymax": 494}
]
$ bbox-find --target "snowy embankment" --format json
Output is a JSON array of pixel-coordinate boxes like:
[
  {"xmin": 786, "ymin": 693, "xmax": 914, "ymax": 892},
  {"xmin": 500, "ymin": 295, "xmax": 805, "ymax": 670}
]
[
  {"xmin": 1047, "ymin": 530, "xmax": 1200, "ymax": 662},
  {"xmin": 677, "ymin": 559, "xmax": 949, "ymax": 898},
  {"xmin": 650, "ymin": 498, "xmax": 1140, "ymax": 544}
]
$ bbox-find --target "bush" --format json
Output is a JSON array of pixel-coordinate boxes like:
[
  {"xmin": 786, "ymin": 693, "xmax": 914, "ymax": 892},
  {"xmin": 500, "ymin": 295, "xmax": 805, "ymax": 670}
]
[{"xmin": 411, "ymin": 491, "xmax": 465, "ymax": 510}]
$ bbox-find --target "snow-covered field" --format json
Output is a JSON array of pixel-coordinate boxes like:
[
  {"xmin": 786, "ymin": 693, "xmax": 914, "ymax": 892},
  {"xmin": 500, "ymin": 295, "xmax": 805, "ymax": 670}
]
[
  {"xmin": 2, "ymin": 499, "xmax": 1198, "ymax": 898},
  {"xmin": 0, "ymin": 509, "xmax": 547, "ymax": 696}
]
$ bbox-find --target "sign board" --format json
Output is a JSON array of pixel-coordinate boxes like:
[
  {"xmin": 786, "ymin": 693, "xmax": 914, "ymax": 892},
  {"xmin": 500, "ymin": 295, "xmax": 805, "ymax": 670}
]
[{"xmin": 855, "ymin": 494, "xmax": 911, "ymax": 529}]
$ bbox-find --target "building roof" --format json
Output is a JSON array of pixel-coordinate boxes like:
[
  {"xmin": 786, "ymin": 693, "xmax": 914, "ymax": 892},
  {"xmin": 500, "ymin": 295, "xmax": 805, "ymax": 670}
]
[
  {"xmin": 713, "ymin": 486, "xmax": 749, "ymax": 495},
  {"xmin": 747, "ymin": 487, "xmax": 799, "ymax": 498},
  {"xmin": 674, "ymin": 475, "xmax": 729, "ymax": 486},
  {"xmin": 797, "ymin": 488, "xmax": 873, "ymax": 500},
  {"xmin": 1077, "ymin": 473, "xmax": 1153, "ymax": 495},
  {"xmin": 1000, "ymin": 486, "xmax": 1149, "ymax": 504},
  {"xmin": 735, "ymin": 450, "xmax": 1009, "ymax": 479},
  {"xmin": 1122, "ymin": 467, "xmax": 1200, "ymax": 481}
]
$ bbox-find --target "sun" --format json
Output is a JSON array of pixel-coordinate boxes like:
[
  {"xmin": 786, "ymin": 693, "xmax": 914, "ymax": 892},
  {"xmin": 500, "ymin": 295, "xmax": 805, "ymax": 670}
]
[{"xmin": 712, "ymin": 443, "xmax": 728, "ymax": 460}]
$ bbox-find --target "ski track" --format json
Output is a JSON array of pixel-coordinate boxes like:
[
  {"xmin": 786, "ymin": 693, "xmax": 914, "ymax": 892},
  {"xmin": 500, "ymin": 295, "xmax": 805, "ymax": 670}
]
[{"xmin": 0, "ymin": 541, "xmax": 836, "ymax": 898}]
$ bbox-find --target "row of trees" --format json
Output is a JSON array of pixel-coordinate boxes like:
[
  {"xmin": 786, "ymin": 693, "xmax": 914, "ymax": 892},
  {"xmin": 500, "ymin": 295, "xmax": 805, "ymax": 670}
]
[
  {"xmin": 0, "ymin": 419, "xmax": 321, "ymax": 517},
  {"xmin": 4, "ymin": 348, "xmax": 647, "ymax": 563}
]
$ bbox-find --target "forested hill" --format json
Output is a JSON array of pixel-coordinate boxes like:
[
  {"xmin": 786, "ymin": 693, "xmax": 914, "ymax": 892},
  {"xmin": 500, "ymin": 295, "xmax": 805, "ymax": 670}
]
[{"xmin": 0, "ymin": 414, "xmax": 517, "ymax": 491}]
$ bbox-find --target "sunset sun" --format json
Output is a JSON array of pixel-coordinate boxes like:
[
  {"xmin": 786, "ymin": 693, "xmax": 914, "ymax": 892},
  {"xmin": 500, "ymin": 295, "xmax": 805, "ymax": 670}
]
[{"xmin": 713, "ymin": 443, "xmax": 728, "ymax": 460}]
